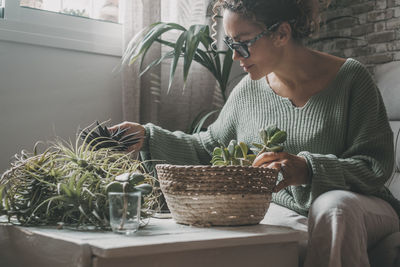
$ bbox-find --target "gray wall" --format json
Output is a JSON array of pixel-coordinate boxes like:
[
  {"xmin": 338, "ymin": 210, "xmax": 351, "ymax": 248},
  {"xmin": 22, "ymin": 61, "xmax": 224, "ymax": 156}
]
[
  {"xmin": 310, "ymin": 0, "xmax": 400, "ymax": 75},
  {"xmin": 0, "ymin": 41, "xmax": 122, "ymax": 173}
]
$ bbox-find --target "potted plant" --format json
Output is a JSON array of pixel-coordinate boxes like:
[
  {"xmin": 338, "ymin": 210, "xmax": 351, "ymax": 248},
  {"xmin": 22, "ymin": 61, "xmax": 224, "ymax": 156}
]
[{"xmin": 122, "ymin": 22, "xmax": 234, "ymax": 133}]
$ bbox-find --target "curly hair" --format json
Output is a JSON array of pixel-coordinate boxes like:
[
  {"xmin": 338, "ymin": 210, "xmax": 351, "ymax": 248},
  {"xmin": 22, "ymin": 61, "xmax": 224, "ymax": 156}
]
[{"xmin": 212, "ymin": 0, "xmax": 326, "ymax": 46}]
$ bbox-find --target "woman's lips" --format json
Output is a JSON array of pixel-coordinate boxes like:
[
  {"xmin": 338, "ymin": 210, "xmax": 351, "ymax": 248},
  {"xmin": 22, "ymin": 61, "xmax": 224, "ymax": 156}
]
[{"xmin": 241, "ymin": 64, "xmax": 254, "ymax": 72}]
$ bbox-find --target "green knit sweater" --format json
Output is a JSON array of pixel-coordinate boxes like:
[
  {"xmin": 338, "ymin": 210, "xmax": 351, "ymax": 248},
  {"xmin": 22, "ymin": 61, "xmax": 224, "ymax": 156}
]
[{"xmin": 141, "ymin": 58, "xmax": 400, "ymax": 217}]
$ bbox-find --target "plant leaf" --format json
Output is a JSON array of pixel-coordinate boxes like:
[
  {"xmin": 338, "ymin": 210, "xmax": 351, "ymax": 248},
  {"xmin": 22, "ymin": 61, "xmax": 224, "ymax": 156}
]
[
  {"xmin": 128, "ymin": 22, "xmax": 186, "ymax": 65},
  {"xmin": 220, "ymin": 49, "xmax": 233, "ymax": 97},
  {"xmin": 183, "ymin": 25, "xmax": 206, "ymax": 87},
  {"xmin": 269, "ymin": 130, "xmax": 287, "ymax": 144},
  {"xmin": 139, "ymin": 50, "xmax": 175, "ymax": 77},
  {"xmin": 265, "ymin": 125, "xmax": 279, "ymax": 139},
  {"xmin": 192, "ymin": 109, "xmax": 219, "ymax": 134},
  {"xmin": 239, "ymin": 142, "xmax": 248, "ymax": 158},
  {"xmin": 168, "ymin": 31, "xmax": 188, "ymax": 93}
]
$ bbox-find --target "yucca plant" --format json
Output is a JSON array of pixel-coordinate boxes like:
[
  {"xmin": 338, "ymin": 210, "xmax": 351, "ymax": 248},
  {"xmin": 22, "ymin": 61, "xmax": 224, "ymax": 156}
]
[
  {"xmin": 122, "ymin": 22, "xmax": 234, "ymax": 133},
  {"xmin": 123, "ymin": 22, "xmax": 233, "ymax": 98},
  {"xmin": 0, "ymin": 122, "xmax": 159, "ymax": 229}
]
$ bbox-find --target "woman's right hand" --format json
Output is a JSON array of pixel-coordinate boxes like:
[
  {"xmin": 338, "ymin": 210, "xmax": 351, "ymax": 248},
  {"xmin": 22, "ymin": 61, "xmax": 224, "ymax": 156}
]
[{"xmin": 108, "ymin": 121, "xmax": 146, "ymax": 153}]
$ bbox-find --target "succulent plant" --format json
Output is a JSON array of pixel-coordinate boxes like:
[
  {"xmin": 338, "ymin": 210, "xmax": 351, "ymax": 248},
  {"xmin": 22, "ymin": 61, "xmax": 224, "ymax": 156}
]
[
  {"xmin": 252, "ymin": 125, "xmax": 287, "ymax": 154},
  {"xmin": 80, "ymin": 121, "xmax": 141, "ymax": 151},
  {"xmin": 210, "ymin": 125, "xmax": 287, "ymax": 166},
  {"xmin": 211, "ymin": 140, "xmax": 256, "ymax": 166}
]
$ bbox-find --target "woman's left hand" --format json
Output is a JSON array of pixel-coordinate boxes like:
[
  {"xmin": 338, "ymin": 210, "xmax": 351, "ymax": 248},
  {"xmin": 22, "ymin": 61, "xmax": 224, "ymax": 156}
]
[{"xmin": 252, "ymin": 152, "xmax": 310, "ymax": 192}]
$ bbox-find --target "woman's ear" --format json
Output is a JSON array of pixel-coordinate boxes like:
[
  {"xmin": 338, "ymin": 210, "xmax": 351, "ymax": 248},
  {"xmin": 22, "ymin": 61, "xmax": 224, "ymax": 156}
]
[{"xmin": 272, "ymin": 22, "xmax": 292, "ymax": 47}]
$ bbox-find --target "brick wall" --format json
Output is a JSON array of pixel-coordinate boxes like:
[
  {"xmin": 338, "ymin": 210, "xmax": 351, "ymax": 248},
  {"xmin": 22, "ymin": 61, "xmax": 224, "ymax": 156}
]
[{"xmin": 310, "ymin": 0, "xmax": 400, "ymax": 74}]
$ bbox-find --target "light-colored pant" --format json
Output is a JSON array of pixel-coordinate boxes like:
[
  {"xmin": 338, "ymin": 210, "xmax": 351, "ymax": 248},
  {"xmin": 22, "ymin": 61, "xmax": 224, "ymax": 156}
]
[{"xmin": 264, "ymin": 190, "xmax": 399, "ymax": 267}]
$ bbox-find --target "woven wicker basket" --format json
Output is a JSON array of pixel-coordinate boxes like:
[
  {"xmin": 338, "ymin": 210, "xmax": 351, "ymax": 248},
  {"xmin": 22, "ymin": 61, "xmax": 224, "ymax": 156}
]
[{"xmin": 155, "ymin": 164, "xmax": 278, "ymax": 226}]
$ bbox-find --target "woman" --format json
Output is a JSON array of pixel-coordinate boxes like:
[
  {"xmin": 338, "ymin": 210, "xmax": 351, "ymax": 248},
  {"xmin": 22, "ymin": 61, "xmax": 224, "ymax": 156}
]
[{"xmin": 111, "ymin": 0, "xmax": 400, "ymax": 266}]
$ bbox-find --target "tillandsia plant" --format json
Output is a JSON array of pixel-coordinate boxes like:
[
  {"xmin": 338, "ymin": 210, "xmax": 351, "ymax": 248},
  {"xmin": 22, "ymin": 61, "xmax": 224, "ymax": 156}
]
[
  {"xmin": 80, "ymin": 121, "xmax": 141, "ymax": 151},
  {"xmin": 0, "ymin": 121, "xmax": 159, "ymax": 229},
  {"xmin": 210, "ymin": 125, "xmax": 287, "ymax": 166}
]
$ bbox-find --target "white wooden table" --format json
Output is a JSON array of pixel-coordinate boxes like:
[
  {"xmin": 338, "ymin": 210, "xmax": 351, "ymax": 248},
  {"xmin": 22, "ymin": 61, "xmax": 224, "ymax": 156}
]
[{"xmin": 0, "ymin": 217, "xmax": 305, "ymax": 267}]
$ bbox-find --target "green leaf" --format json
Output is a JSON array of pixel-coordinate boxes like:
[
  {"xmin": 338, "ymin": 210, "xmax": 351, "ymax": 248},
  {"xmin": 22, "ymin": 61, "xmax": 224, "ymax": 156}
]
[
  {"xmin": 192, "ymin": 109, "xmax": 219, "ymax": 134},
  {"xmin": 213, "ymin": 160, "xmax": 227, "ymax": 166},
  {"xmin": 60, "ymin": 184, "xmax": 73, "ymax": 198},
  {"xmin": 115, "ymin": 173, "xmax": 130, "ymax": 182},
  {"xmin": 0, "ymin": 185, "xmax": 5, "ymax": 211},
  {"xmin": 168, "ymin": 31, "xmax": 188, "ymax": 92},
  {"xmin": 259, "ymin": 129, "xmax": 269, "ymax": 145},
  {"xmin": 211, "ymin": 155, "xmax": 223, "ymax": 163},
  {"xmin": 227, "ymin": 140, "xmax": 237, "ymax": 156},
  {"xmin": 213, "ymin": 50, "xmax": 222, "ymax": 82},
  {"xmin": 195, "ymin": 49, "xmax": 218, "ymax": 79},
  {"xmin": 212, "ymin": 147, "xmax": 223, "ymax": 156},
  {"xmin": 129, "ymin": 172, "xmax": 145, "ymax": 185},
  {"xmin": 139, "ymin": 50, "xmax": 174, "ymax": 77},
  {"xmin": 239, "ymin": 142, "xmax": 248, "ymax": 158},
  {"xmin": 267, "ymin": 145, "xmax": 284, "ymax": 152},
  {"xmin": 128, "ymin": 22, "xmax": 186, "ymax": 65},
  {"xmin": 134, "ymin": 183, "xmax": 152, "ymax": 196},
  {"xmin": 183, "ymin": 25, "xmax": 206, "ymax": 87},
  {"xmin": 269, "ymin": 131, "xmax": 287, "ymax": 144},
  {"xmin": 76, "ymin": 172, "xmax": 90, "ymax": 191},
  {"xmin": 222, "ymin": 148, "xmax": 230, "ymax": 162},
  {"xmin": 265, "ymin": 125, "xmax": 279, "ymax": 139},
  {"xmin": 220, "ymin": 49, "xmax": 233, "ymax": 97},
  {"xmin": 252, "ymin": 143, "xmax": 264, "ymax": 149},
  {"xmin": 234, "ymin": 145, "xmax": 243, "ymax": 158},
  {"xmin": 106, "ymin": 181, "xmax": 123, "ymax": 193},
  {"xmin": 246, "ymin": 154, "xmax": 256, "ymax": 162}
]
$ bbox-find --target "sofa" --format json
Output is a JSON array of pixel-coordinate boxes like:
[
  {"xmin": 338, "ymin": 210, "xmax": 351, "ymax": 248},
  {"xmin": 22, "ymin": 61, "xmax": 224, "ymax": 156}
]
[{"xmin": 371, "ymin": 61, "xmax": 400, "ymax": 267}]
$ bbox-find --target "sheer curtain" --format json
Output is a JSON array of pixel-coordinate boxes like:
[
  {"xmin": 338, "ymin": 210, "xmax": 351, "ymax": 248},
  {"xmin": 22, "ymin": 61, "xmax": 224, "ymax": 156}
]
[
  {"xmin": 122, "ymin": 0, "xmax": 161, "ymax": 123},
  {"xmin": 122, "ymin": 0, "xmax": 225, "ymax": 131}
]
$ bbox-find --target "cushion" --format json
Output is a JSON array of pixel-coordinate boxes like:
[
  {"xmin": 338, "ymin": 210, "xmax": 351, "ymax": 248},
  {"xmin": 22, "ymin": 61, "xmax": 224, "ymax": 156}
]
[
  {"xmin": 387, "ymin": 121, "xmax": 400, "ymax": 198},
  {"xmin": 375, "ymin": 62, "xmax": 400, "ymax": 120}
]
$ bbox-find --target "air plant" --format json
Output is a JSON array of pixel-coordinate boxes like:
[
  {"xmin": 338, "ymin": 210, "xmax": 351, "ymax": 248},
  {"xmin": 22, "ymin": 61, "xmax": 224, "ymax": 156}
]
[
  {"xmin": 0, "ymin": 121, "xmax": 159, "ymax": 229},
  {"xmin": 80, "ymin": 121, "xmax": 141, "ymax": 151}
]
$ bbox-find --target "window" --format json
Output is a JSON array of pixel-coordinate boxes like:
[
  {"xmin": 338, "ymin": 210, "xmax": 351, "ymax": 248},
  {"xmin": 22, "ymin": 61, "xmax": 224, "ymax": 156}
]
[
  {"xmin": 19, "ymin": 0, "xmax": 120, "ymax": 23},
  {"xmin": 0, "ymin": 0, "xmax": 4, "ymax": 19},
  {"xmin": 0, "ymin": 0, "xmax": 123, "ymax": 56}
]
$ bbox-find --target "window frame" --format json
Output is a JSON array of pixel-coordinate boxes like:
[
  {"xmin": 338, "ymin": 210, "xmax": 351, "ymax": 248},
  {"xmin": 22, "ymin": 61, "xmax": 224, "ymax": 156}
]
[{"xmin": 0, "ymin": 0, "xmax": 123, "ymax": 56}]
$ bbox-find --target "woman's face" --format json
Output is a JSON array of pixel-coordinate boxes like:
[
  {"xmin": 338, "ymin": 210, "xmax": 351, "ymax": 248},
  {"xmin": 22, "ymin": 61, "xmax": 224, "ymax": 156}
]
[{"xmin": 222, "ymin": 10, "xmax": 282, "ymax": 80}]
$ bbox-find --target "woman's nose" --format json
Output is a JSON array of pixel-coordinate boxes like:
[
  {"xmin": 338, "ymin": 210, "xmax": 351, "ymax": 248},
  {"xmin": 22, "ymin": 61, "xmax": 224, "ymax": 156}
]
[{"xmin": 232, "ymin": 49, "xmax": 242, "ymax": 61}]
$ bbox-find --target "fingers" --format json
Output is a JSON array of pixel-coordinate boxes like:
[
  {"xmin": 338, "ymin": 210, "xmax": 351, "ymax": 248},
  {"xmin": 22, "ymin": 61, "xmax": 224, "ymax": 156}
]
[
  {"xmin": 252, "ymin": 152, "xmax": 287, "ymax": 167},
  {"xmin": 262, "ymin": 161, "xmax": 283, "ymax": 171},
  {"xmin": 107, "ymin": 121, "xmax": 146, "ymax": 152},
  {"xmin": 274, "ymin": 179, "xmax": 288, "ymax": 193},
  {"xmin": 108, "ymin": 121, "xmax": 132, "ymax": 132}
]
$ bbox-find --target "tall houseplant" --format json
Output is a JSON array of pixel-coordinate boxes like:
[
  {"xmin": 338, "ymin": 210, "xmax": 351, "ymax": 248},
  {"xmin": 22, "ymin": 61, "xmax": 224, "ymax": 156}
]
[{"xmin": 122, "ymin": 22, "xmax": 233, "ymax": 133}]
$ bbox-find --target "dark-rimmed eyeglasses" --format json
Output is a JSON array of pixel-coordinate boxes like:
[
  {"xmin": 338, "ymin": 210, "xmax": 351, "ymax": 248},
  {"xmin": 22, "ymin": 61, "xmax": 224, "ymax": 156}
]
[{"xmin": 223, "ymin": 22, "xmax": 281, "ymax": 58}]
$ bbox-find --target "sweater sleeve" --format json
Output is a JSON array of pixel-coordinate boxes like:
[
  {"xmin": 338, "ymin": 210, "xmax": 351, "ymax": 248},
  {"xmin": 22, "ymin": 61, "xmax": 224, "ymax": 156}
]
[{"xmin": 298, "ymin": 64, "xmax": 394, "ymax": 202}]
